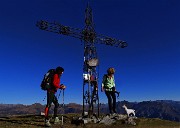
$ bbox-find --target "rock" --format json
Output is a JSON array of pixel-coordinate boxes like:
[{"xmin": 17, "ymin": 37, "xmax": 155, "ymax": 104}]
[
  {"xmin": 117, "ymin": 114, "xmax": 128, "ymax": 120},
  {"xmin": 71, "ymin": 114, "xmax": 137, "ymax": 126},
  {"xmin": 99, "ymin": 115, "xmax": 116, "ymax": 125},
  {"xmin": 125, "ymin": 117, "xmax": 136, "ymax": 126}
]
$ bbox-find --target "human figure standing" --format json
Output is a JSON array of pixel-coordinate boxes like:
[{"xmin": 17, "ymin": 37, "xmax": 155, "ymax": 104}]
[
  {"xmin": 101, "ymin": 67, "xmax": 117, "ymax": 115},
  {"xmin": 44, "ymin": 66, "xmax": 66, "ymax": 127}
]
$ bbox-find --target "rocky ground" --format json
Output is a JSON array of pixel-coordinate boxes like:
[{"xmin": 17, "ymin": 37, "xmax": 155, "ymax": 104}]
[{"xmin": 0, "ymin": 114, "xmax": 180, "ymax": 128}]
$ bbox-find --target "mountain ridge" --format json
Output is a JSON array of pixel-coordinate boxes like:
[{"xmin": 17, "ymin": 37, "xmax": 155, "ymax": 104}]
[{"xmin": 0, "ymin": 100, "xmax": 179, "ymax": 122}]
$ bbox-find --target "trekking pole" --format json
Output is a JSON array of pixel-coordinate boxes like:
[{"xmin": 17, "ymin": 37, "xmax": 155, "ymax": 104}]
[
  {"xmin": 57, "ymin": 89, "xmax": 61, "ymax": 100},
  {"xmin": 61, "ymin": 89, "xmax": 65, "ymax": 128}
]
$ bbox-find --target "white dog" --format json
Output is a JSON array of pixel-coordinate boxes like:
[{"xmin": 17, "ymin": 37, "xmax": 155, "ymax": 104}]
[{"xmin": 122, "ymin": 105, "xmax": 136, "ymax": 117}]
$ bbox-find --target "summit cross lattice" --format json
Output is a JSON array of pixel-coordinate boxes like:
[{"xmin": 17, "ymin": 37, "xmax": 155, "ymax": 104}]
[{"xmin": 36, "ymin": 3, "xmax": 127, "ymax": 117}]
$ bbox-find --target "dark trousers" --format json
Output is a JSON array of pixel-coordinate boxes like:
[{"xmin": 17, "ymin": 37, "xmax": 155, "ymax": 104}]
[
  {"xmin": 45, "ymin": 91, "xmax": 59, "ymax": 119},
  {"xmin": 105, "ymin": 91, "xmax": 117, "ymax": 114}
]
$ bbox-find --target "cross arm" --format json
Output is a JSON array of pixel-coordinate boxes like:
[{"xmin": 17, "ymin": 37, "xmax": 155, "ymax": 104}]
[
  {"xmin": 36, "ymin": 20, "xmax": 84, "ymax": 40},
  {"xmin": 36, "ymin": 20, "xmax": 128, "ymax": 48},
  {"xmin": 94, "ymin": 33, "xmax": 128, "ymax": 48}
]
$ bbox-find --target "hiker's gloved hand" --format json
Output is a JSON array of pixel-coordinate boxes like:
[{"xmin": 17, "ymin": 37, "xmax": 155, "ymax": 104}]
[
  {"xmin": 112, "ymin": 87, "xmax": 116, "ymax": 92},
  {"xmin": 60, "ymin": 84, "xmax": 66, "ymax": 90}
]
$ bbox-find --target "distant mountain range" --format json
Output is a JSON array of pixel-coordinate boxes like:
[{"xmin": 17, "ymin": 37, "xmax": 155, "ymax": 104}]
[
  {"xmin": 0, "ymin": 100, "xmax": 180, "ymax": 122},
  {"xmin": 115, "ymin": 100, "xmax": 180, "ymax": 122}
]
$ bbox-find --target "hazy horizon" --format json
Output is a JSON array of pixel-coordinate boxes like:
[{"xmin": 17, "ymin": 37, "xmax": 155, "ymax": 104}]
[{"xmin": 0, "ymin": 0, "xmax": 179, "ymax": 105}]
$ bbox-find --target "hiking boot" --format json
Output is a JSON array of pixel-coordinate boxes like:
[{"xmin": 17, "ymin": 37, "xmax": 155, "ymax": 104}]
[
  {"xmin": 54, "ymin": 117, "xmax": 60, "ymax": 124},
  {"xmin": 45, "ymin": 119, "xmax": 51, "ymax": 127}
]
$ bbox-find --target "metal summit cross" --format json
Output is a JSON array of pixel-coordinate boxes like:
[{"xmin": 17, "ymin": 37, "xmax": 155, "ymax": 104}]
[{"xmin": 36, "ymin": 3, "xmax": 127, "ymax": 117}]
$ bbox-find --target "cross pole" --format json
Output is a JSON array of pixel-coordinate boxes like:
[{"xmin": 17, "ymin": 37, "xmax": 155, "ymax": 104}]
[{"xmin": 36, "ymin": 3, "xmax": 127, "ymax": 117}]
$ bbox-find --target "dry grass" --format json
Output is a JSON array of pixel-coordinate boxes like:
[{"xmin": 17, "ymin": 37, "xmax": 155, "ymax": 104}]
[{"xmin": 0, "ymin": 114, "xmax": 180, "ymax": 128}]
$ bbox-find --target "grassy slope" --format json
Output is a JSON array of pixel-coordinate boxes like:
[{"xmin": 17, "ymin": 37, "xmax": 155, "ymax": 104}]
[
  {"xmin": 0, "ymin": 114, "xmax": 179, "ymax": 128},
  {"xmin": 135, "ymin": 118, "xmax": 180, "ymax": 128}
]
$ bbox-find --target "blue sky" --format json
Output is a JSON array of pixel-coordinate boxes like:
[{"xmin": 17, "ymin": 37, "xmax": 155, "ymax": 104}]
[{"xmin": 0, "ymin": 0, "xmax": 179, "ymax": 105}]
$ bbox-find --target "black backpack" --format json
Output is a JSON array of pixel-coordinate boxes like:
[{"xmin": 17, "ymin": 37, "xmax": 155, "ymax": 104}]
[{"xmin": 40, "ymin": 69, "xmax": 56, "ymax": 91}]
